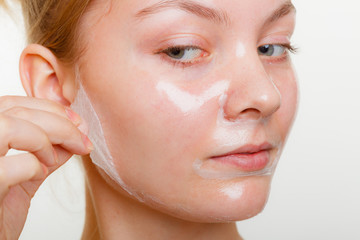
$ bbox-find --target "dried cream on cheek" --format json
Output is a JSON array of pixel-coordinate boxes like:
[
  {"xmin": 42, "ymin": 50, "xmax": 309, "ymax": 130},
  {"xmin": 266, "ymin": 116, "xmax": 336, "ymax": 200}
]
[{"xmin": 156, "ymin": 80, "xmax": 230, "ymax": 114}]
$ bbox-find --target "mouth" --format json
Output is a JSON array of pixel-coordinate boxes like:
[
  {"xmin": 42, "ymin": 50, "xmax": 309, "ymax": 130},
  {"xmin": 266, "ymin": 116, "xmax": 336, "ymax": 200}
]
[{"xmin": 209, "ymin": 143, "xmax": 273, "ymax": 172}]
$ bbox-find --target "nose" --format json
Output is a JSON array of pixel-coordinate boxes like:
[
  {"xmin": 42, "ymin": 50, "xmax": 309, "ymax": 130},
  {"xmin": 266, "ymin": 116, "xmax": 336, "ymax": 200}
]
[{"xmin": 223, "ymin": 58, "xmax": 281, "ymax": 121}]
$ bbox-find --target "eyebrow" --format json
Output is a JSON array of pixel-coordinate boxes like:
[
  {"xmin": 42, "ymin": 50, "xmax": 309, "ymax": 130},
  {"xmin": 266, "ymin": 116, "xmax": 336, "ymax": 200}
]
[
  {"xmin": 134, "ymin": 0, "xmax": 295, "ymax": 26},
  {"xmin": 266, "ymin": 1, "xmax": 296, "ymax": 24},
  {"xmin": 134, "ymin": 0, "xmax": 230, "ymax": 25}
]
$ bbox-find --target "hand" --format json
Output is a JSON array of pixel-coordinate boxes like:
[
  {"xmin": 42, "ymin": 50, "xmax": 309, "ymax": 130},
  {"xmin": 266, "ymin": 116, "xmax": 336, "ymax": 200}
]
[{"xmin": 0, "ymin": 96, "xmax": 92, "ymax": 240}]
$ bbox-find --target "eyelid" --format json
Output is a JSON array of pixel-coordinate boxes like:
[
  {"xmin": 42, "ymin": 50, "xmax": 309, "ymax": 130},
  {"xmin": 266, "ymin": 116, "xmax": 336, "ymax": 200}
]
[
  {"xmin": 259, "ymin": 33, "xmax": 291, "ymax": 45},
  {"xmin": 152, "ymin": 34, "xmax": 211, "ymax": 53},
  {"xmin": 155, "ymin": 45, "xmax": 205, "ymax": 55},
  {"xmin": 152, "ymin": 35, "xmax": 212, "ymax": 68},
  {"xmin": 260, "ymin": 30, "xmax": 293, "ymax": 42}
]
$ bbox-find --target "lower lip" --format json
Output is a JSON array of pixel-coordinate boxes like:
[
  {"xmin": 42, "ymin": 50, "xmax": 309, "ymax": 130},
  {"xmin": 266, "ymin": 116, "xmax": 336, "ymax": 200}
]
[{"xmin": 211, "ymin": 150, "xmax": 270, "ymax": 172}]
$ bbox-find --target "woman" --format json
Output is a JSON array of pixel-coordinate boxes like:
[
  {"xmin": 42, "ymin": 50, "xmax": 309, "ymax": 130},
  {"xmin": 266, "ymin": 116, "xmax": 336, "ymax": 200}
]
[{"xmin": 0, "ymin": 0, "xmax": 297, "ymax": 239}]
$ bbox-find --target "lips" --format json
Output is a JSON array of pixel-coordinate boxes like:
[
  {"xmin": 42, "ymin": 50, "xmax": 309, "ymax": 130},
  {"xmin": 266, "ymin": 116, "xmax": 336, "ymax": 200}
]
[{"xmin": 210, "ymin": 143, "xmax": 272, "ymax": 172}]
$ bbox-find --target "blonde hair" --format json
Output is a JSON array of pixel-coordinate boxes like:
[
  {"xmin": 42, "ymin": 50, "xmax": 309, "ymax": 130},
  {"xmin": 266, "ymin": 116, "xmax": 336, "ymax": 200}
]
[{"xmin": 1, "ymin": 0, "xmax": 92, "ymax": 63}]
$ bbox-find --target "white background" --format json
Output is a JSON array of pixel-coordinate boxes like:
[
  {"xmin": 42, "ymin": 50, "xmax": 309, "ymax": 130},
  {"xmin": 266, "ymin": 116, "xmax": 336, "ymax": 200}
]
[{"xmin": 1, "ymin": 1, "xmax": 360, "ymax": 239}]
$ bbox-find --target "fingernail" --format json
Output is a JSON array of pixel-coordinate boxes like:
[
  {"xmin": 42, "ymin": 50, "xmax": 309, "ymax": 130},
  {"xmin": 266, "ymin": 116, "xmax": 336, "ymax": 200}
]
[
  {"xmin": 65, "ymin": 107, "xmax": 81, "ymax": 125},
  {"xmin": 82, "ymin": 133, "xmax": 94, "ymax": 151},
  {"xmin": 78, "ymin": 121, "xmax": 89, "ymax": 135}
]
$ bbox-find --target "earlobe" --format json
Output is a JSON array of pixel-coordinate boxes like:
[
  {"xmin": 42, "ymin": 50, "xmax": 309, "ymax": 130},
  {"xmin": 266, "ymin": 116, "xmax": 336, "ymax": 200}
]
[{"xmin": 19, "ymin": 44, "xmax": 76, "ymax": 106}]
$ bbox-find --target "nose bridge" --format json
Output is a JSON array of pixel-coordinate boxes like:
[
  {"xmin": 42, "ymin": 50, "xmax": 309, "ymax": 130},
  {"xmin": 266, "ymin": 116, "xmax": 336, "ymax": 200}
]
[{"xmin": 223, "ymin": 54, "xmax": 281, "ymax": 120}]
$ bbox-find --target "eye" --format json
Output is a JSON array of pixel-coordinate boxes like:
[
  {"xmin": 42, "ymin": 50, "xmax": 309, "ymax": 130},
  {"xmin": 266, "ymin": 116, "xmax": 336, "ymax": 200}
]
[
  {"xmin": 258, "ymin": 44, "xmax": 287, "ymax": 57},
  {"xmin": 162, "ymin": 46, "xmax": 206, "ymax": 63}
]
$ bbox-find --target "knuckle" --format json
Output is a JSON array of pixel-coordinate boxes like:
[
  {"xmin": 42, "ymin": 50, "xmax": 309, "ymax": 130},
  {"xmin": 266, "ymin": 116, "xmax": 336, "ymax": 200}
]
[
  {"xmin": 51, "ymin": 102, "xmax": 66, "ymax": 116},
  {"xmin": 35, "ymin": 133, "xmax": 51, "ymax": 152},
  {"xmin": 41, "ymin": 98, "xmax": 62, "ymax": 111},
  {"xmin": 4, "ymin": 106, "xmax": 28, "ymax": 118},
  {"xmin": 37, "ymin": 98, "xmax": 66, "ymax": 118},
  {"xmin": 0, "ymin": 115, "xmax": 11, "ymax": 138},
  {"xmin": 0, "ymin": 95, "xmax": 15, "ymax": 110}
]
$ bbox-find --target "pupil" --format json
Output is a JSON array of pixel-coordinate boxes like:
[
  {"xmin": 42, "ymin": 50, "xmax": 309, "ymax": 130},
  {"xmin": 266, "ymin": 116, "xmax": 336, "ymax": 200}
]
[
  {"xmin": 169, "ymin": 48, "xmax": 185, "ymax": 59},
  {"xmin": 258, "ymin": 45, "xmax": 274, "ymax": 56},
  {"xmin": 171, "ymin": 49, "xmax": 181, "ymax": 55},
  {"xmin": 259, "ymin": 45, "xmax": 270, "ymax": 54}
]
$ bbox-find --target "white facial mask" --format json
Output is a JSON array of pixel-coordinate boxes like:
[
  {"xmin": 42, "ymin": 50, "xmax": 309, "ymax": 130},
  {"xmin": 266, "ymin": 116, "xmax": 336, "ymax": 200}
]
[
  {"xmin": 236, "ymin": 41, "xmax": 246, "ymax": 58},
  {"xmin": 71, "ymin": 83, "xmax": 119, "ymax": 180},
  {"xmin": 220, "ymin": 183, "xmax": 244, "ymax": 200},
  {"xmin": 156, "ymin": 80, "xmax": 230, "ymax": 114},
  {"xmin": 71, "ymin": 83, "xmax": 140, "ymax": 199},
  {"xmin": 72, "ymin": 77, "xmax": 279, "ymax": 207}
]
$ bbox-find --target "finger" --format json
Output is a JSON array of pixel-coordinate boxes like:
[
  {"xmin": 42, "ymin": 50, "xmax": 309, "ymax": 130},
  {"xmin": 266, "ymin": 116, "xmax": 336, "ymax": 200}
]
[
  {"xmin": 0, "ymin": 115, "xmax": 58, "ymax": 166},
  {"xmin": 47, "ymin": 145, "xmax": 75, "ymax": 174},
  {"xmin": 0, "ymin": 153, "xmax": 47, "ymax": 202},
  {"xmin": 3, "ymin": 107, "xmax": 93, "ymax": 155},
  {"xmin": 0, "ymin": 95, "xmax": 82, "ymax": 127}
]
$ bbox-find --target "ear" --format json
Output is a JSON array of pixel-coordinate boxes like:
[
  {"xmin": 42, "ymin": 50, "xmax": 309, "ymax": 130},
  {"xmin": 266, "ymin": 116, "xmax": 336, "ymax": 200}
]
[{"xmin": 19, "ymin": 44, "xmax": 77, "ymax": 106}]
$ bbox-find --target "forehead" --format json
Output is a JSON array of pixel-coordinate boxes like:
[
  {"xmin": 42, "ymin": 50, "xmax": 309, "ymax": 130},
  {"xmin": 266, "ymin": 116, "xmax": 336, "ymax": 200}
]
[
  {"xmin": 95, "ymin": 0, "xmax": 294, "ymax": 24},
  {"xmin": 78, "ymin": 0, "xmax": 295, "ymax": 55}
]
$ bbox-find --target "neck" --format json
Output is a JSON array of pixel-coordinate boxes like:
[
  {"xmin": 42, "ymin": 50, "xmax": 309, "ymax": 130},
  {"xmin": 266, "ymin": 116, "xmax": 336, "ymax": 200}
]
[{"xmin": 81, "ymin": 157, "xmax": 242, "ymax": 240}]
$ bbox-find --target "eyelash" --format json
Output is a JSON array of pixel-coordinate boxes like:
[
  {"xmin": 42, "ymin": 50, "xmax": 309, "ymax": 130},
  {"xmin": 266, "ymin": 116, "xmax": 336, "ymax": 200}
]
[
  {"xmin": 155, "ymin": 45, "xmax": 209, "ymax": 68},
  {"xmin": 156, "ymin": 43, "xmax": 297, "ymax": 68},
  {"xmin": 259, "ymin": 43, "xmax": 298, "ymax": 63},
  {"xmin": 284, "ymin": 43, "xmax": 297, "ymax": 54}
]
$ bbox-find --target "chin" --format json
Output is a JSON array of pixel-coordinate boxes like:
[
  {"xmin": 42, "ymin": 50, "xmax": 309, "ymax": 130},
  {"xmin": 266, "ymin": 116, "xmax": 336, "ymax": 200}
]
[
  {"xmin": 158, "ymin": 175, "xmax": 273, "ymax": 223},
  {"xmin": 214, "ymin": 175, "xmax": 272, "ymax": 222},
  {"xmin": 97, "ymin": 162, "xmax": 273, "ymax": 223}
]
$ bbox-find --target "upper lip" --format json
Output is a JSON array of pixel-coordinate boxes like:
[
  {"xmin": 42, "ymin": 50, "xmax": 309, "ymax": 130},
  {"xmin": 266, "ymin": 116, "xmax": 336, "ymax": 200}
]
[{"xmin": 212, "ymin": 142, "xmax": 273, "ymax": 158}]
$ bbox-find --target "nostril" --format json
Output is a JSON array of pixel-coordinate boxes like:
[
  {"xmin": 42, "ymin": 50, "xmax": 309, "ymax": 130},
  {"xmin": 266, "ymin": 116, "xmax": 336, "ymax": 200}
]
[{"xmin": 238, "ymin": 108, "xmax": 261, "ymax": 120}]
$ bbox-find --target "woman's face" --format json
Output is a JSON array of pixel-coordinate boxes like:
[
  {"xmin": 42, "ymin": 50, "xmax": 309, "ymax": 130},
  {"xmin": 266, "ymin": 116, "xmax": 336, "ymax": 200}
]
[{"xmin": 77, "ymin": 0, "xmax": 297, "ymax": 221}]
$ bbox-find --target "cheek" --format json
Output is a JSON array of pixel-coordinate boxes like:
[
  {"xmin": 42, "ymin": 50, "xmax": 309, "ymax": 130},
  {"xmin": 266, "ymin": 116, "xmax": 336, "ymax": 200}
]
[
  {"xmin": 93, "ymin": 70, "xmax": 217, "ymax": 191},
  {"xmin": 272, "ymin": 66, "xmax": 298, "ymax": 139}
]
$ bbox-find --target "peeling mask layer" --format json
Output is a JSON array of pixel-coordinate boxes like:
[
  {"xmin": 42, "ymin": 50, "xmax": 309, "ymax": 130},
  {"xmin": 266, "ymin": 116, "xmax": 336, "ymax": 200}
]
[
  {"xmin": 71, "ymin": 84, "xmax": 121, "ymax": 182},
  {"xmin": 71, "ymin": 83, "xmax": 143, "ymax": 200}
]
